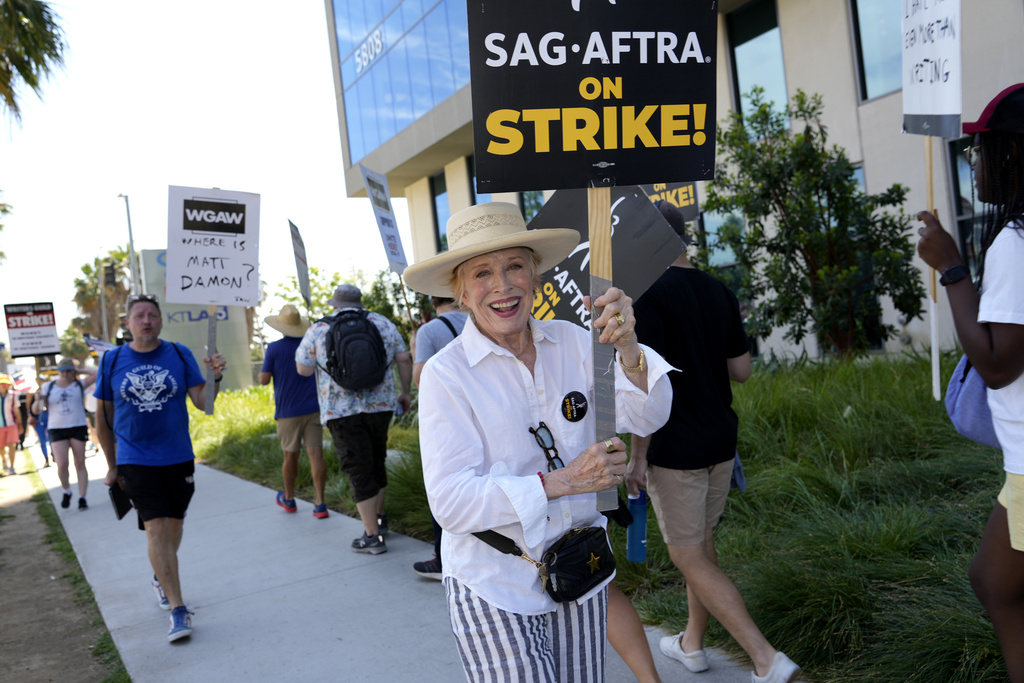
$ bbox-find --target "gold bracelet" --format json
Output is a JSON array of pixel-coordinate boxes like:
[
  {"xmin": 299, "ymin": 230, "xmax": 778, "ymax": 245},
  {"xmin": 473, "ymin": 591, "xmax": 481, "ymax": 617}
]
[{"xmin": 618, "ymin": 348, "xmax": 645, "ymax": 374}]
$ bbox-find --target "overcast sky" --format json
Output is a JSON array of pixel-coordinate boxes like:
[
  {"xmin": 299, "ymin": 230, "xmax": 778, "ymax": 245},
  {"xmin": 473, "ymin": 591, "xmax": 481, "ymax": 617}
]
[{"xmin": 0, "ymin": 0, "xmax": 411, "ymax": 354}]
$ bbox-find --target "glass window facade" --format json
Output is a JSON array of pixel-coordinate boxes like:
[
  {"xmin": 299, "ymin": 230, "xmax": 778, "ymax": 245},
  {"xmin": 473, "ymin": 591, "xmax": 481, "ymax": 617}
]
[
  {"xmin": 334, "ymin": 0, "xmax": 471, "ymax": 163},
  {"xmin": 700, "ymin": 210, "xmax": 742, "ymax": 268},
  {"xmin": 850, "ymin": 0, "xmax": 902, "ymax": 101},
  {"xmin": 432, "ymin": 171, "xmax": 450, "ymax": 252},
  {"xmin": 727, "ymin": 0, "xmax": 788, "ymax": 122}
]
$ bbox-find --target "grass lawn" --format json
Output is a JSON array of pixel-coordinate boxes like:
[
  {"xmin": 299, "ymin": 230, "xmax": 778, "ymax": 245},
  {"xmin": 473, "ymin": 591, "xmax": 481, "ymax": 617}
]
[{"xmin": 191, "ymin": 352, "xmax": 1008, "ymax": 682}]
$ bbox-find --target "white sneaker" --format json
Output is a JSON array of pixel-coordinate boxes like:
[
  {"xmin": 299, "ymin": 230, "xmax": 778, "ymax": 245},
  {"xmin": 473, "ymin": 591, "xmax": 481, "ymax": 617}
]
[
  {"xmin": 659, "ymin": 631, "xmax": 709, "ymax": 673},
  {"xmin": 751, "ymin": 652, "xmax": 801, "ymax": 683}
]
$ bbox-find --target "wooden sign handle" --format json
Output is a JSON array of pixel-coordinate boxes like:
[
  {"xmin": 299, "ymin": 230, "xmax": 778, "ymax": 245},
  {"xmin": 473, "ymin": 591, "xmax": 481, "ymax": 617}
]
[{"xmin": 588, "ymin": 187, "xmax": 612, "ymax": 281}]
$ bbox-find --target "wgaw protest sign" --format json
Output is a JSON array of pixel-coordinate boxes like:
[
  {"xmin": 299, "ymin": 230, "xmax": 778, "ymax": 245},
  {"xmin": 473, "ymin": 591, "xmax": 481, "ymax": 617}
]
[
  {"xmin": 166, "ymin": 185, "xmax": 261, "ymax": 307},
  {"xmin": 467, "ymin": 0, "xmax": 718, "ymax": 193},
  {"xmin": 166, "ymin": 185, "xmax": 260, "ymax": 413}
]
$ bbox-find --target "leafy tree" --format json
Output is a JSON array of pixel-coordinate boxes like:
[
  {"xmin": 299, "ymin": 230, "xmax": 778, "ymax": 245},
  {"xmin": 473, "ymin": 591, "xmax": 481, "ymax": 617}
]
[
  {"xmin": 704, "ymin": 87, "xmax": 925, "ymax": 356},
  {"xmin": 275, "ymin": 265, "xmax": 345, "ymax": 318},
  {"xmin": 273, "ymin": 266, "xmax": 428, "ymax": 344},
  {"xmin": 59, "ymin": 324, "xmax": 88, "ymax": 363},
  {"xmin": 1, "ymin": 0, "xmax": 67, "ymax": 122}
]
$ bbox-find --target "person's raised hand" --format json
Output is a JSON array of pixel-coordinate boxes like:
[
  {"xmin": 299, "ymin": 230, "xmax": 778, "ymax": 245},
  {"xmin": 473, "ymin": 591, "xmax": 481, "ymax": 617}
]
[{"xmin": 917, "ymin": 211, "xmax": 965, "ymax": 272}]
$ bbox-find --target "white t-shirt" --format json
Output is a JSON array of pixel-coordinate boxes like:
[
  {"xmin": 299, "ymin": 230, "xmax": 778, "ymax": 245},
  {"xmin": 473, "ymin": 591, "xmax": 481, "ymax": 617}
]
[
  {"xmin": 978, "ymin": 222, "xmax": 1024, "ymax": 474},
  {"xmin": 41, "ymin": 380, "xmax": 89, "ymax": 430}
]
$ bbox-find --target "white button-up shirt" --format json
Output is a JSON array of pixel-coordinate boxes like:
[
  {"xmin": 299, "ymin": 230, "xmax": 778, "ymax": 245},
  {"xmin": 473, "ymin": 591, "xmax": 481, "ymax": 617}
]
[{"xmin": 419, "ymin": 317, "xmax": 674, "ymax": 615}]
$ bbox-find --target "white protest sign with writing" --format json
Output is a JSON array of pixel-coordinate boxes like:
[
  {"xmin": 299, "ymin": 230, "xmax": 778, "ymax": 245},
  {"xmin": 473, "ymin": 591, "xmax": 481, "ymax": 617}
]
[
  {"xmin": 166, "ymin": 185, "xmax": 262, "ymax": 306},
  {"xmin": 358, "ymin": 164, "xmax": 407, "ymax": 275},
  {"xmin": 289, "ymin": 220, "xmax": 312, "ymax": 310},
  {"xmin": 3, "ymin": 302, "xmax": 60, "ymax": 357},
  {"xmin": 902, "ymin": 0, "xmax": 961, "ymax": 138}
]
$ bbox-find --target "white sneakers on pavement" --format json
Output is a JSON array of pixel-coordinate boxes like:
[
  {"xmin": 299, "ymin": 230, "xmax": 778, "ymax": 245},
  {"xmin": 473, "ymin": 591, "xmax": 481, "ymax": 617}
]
[
  {"xmin": 751, "ymin": 651, "xmax": 801, "ymax": 683},
  {"xmin": 659, "ymin": 631, "xmax": 710, "ymax": 673}
]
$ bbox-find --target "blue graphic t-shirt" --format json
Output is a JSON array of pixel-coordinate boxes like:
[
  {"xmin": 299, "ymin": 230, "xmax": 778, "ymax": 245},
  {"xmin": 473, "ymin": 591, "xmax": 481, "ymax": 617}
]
[{"xmin": 94, "ymin": 341, "xmax": 205, "ymax": 466}]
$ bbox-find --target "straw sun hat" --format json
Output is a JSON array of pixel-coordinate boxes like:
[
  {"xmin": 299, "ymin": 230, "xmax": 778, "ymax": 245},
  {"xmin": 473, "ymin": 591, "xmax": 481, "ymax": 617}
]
[
  {"xmin": 403, "ymin": 202, "xmax": 579, "ymax": 298},
  {"xmin": 264, "ymin": 304, "xmax": 311, "ymax": 338}
]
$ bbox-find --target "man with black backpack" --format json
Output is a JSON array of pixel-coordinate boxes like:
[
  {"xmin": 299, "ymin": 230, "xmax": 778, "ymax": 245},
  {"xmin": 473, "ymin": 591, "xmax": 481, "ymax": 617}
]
[{"xmin": 296, "ymin": 284, "xmax": 412, "ymax": 555}]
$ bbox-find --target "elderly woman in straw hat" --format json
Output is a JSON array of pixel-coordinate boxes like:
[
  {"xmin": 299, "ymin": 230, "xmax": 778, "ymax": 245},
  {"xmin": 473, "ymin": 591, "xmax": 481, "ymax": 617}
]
[
  {"xmin": 259, "ymin": 304, "xmax": 329, "ymax": 518},
  {"xmin": 403, "ymin": 202, "xmax": 673, "ymax": 682}
]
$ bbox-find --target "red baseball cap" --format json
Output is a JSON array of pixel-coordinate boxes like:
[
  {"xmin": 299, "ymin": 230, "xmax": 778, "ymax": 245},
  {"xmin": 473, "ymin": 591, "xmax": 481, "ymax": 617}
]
[{"xmin": 963, "ymin": 83, "xmax": 1024, "ymax": 135}]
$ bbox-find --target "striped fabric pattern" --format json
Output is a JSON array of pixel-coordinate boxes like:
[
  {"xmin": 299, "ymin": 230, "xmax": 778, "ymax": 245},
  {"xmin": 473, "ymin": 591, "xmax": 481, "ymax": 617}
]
[{"xmin": 445, "ymin": 577, "xmax": 607, "ymax": 683}]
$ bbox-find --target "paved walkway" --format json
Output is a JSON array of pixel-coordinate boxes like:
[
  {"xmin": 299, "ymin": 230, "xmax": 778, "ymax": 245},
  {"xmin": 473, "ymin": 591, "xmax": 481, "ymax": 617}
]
[{"xmin": 30, "ymin": 444, "xmax": 765, "ymax": 682}]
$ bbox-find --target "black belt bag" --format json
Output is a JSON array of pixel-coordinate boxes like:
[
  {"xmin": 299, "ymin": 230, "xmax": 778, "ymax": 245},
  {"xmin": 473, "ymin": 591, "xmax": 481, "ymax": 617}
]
[{"xmin": 474, "ymin": 526, "xmax": 616, "ymax": 603}]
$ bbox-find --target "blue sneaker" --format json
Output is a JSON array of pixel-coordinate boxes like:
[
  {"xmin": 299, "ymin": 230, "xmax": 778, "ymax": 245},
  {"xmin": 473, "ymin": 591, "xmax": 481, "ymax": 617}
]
[
  {"xmin": 152, "ymin": 575, "xmax": 171, "ymax": 611},
  {"xmin": 312, "ymin": 503, "xmax": 329, "ymax": 519},
  {"xmin": 167, "ymin": 606, "xmax": 193, "ymax": 642},
  {"xmin": 276, "ymin": 491, "xmax": 297, "ymax": 513}
]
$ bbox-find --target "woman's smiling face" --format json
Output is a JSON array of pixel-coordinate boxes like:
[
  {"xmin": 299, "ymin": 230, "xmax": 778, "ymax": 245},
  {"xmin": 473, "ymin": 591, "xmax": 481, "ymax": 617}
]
[{"xmin": 457, "ymin": 247, "xmax": 535, "ymax": 347}]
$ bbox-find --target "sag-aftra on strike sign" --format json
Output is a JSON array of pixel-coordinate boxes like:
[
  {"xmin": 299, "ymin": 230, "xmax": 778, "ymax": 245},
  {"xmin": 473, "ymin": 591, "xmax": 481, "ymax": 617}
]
[{"xmin": 469, "ymin": 0, "xmax": 717, "ymax": 193}]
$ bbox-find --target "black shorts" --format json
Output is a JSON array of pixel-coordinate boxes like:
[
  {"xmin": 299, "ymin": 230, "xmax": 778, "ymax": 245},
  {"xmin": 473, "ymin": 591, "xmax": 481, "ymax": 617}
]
[
  {"xmin": 119, "ymin": 460, "xmax": 195, "ymax": 524},
  {"xmin": 49, "ymin": 426, "xmax": 89, "ymax": 443},
  {"xmin": 326, "ymin": 411, "xmax": 392, "ymax": 503}
]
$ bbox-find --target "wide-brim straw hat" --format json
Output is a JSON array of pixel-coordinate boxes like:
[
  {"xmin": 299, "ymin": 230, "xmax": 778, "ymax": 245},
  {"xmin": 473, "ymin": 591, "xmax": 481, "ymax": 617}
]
[
  {"xmin": 403, "ymin": 202, "xmax": 579, "ymax": 298},
  {"xmin": 264, "ymin": 304, "xmax": 311, "ymax": 337}
]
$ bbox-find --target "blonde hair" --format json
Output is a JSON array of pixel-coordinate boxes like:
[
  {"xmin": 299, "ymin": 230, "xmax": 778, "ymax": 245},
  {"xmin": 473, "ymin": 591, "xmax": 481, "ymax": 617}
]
[{"xmin": 449, "ymin": 248, "xmax": 543, "ymax": 313}]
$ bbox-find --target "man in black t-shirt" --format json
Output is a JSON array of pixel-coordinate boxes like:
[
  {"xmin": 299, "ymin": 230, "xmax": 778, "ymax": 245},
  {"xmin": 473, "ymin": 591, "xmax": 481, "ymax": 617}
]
[{"xmin": 627, "ymin": 202, "xmax": 801, "ymax": 683}]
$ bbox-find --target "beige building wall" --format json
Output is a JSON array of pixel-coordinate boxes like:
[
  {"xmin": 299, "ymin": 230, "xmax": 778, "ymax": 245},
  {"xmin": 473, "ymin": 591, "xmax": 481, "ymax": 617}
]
[{"xmin": 333, "ymin": 0, "xmax": 1024, "ymax": 358}]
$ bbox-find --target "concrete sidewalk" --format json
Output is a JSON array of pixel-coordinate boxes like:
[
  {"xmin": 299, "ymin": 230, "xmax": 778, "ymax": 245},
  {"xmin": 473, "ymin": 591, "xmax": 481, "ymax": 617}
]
[{"xmin": 33, "ymin": 445, "xmax": 764, "ymax": 682}]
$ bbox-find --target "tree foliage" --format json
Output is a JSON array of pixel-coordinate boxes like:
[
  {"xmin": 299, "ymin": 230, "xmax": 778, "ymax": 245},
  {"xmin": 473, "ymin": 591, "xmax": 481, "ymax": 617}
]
[
  {"xmin": 59, "ymin": 323, "xmax": 88, "ymax": 362},
  {"xmin": 704, "ymin": 88, "xmax": 925, "ymax": 356},
  {"xmin": 1, "ymin": 0, "xmax": 67, "ymax": 122},
  {"xmin": 272, "ymin": 266, "xmax": 429, "ymax": 344}
]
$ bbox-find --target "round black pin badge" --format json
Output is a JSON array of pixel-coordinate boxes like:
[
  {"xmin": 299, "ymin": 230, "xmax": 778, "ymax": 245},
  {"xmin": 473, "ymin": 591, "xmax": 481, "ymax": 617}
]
[{"xmin": 561, "ymin": 391, "xmax": 588, "ymax": 422}]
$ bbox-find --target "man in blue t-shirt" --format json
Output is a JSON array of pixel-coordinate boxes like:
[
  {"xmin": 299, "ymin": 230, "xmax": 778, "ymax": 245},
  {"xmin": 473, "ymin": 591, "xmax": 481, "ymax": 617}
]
[
  {"xmin": 258, "ymin": 305, "xmax": 327, "ymax": 518},
  {"xmin": 94, "ymin": 294, "xmax": 226, "ymax": 645}
]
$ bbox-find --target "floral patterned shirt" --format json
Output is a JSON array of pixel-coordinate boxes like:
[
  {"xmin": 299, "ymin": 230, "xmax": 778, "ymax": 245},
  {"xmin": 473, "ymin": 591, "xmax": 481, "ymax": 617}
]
[{"xmin": 295, "ymin": 308, "xmax": 407, "ymax": 424}]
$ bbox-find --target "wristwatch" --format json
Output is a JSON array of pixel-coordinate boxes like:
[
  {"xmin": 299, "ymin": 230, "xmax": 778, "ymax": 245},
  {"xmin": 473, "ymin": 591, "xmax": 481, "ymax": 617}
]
[{"xmin": 939, "ymin": 265, "xmax": 969, "ymax": 286}]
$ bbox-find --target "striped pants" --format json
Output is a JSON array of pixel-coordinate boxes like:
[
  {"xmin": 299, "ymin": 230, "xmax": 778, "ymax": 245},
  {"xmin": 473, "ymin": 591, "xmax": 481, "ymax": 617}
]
[{"xmin": 445, "ymin": 577, "xmax": 608, "ymax": 683}]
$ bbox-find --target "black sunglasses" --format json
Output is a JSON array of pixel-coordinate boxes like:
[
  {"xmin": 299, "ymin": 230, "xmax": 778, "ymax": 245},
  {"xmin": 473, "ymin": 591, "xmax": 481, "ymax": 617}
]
[
  {"xmin": 127, "ymin": 294, "xmax": 158, "ymax": 303},
  {"xmin": 529, "ymin": 422, "xmax": 565, "ymax": 472}
]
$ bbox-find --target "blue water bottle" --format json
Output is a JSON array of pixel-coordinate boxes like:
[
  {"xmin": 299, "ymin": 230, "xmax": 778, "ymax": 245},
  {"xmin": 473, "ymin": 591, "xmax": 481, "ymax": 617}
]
[{"xmin": 626, "ymin": 491, "xmax": 647, "ymax": 563}]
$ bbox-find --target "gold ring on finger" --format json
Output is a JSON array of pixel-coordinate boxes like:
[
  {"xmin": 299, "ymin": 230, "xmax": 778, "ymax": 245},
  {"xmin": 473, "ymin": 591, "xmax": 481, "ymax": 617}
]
[
  {"xmin": 614, "ymin": 313, "xmax": 625, "ymax": 326},
  {"xmin": 604, "ymin": 438, "xmax": 615, "ymax": 453}
]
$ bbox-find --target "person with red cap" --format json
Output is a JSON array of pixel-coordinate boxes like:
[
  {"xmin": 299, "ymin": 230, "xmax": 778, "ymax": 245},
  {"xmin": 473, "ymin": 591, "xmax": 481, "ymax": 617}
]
[{"xmin": 918, "ymin": 83, "xmax": 1024, "ymax": 682}]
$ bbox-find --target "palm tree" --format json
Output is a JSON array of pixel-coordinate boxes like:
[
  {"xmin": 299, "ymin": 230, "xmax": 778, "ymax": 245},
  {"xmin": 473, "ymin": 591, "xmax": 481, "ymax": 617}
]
[
  {"xmin": 73, "ymin": 248, "xmax": 131, "ymax": 342},
  {"xmin": 0, "ymin": 192, "xmax": 9, "ymax": 262},
  {"xmin": 0, "ymin": 0, "xmax": 67, "ymax": 122}
]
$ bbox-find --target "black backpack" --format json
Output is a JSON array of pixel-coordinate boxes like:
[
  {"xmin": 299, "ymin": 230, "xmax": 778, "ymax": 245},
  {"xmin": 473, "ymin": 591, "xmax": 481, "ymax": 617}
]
[{"xmin": 317, "ymin": 310, "xmax": 391, "ymax": 391}]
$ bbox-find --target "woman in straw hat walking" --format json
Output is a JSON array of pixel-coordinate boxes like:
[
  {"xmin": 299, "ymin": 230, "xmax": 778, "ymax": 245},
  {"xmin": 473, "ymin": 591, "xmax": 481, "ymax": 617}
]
[{"xmin": 404, "ymin": 202, "xmax": 673, "ymax": 682}]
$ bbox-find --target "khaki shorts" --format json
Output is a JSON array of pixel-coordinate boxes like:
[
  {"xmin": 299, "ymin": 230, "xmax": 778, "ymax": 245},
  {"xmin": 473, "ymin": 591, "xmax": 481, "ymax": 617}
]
[
  {"xmin": 647, "ymin": 461, "xmax": 733, "ymax": 547},
  {"xmin": 997, "ymin": 472, "xmax": 1024, "ymax": 552},
  {"xmin": 276, "ymin": 413, "xmax": 324, "ymax": 453}
]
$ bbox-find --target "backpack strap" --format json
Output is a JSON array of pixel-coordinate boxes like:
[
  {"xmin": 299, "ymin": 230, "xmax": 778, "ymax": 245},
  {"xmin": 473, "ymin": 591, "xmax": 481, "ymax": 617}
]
[
  {"xmin": 101, "ymin": 345, "xmax": 124, "ymax": 431},
  {"xmin": 438, "ymin": 315, "xmax": 459, "ymax": 340}
]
